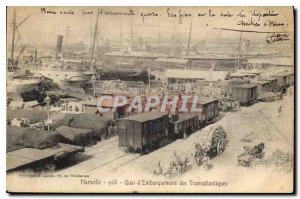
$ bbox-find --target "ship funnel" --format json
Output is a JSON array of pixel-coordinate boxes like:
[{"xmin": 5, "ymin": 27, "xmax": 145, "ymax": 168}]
[{"xmin": 55, "ymin": 35, "xmax": 64, "ymax": 59}]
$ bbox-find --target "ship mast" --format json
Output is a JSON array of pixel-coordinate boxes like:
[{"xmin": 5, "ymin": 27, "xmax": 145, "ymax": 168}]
[
  {"xmin": 9, "ymin": 9, "xmax": 31, "ymax": 71},
  {"xmin": 186, "ymin": 20, "xmax": 193, "ymax": 56},
  {"xmin": 10, "ymin": 9, "xmax": 16, "ymax": 68},
  {"xmin": 130, "ymin": 15, "xmax": 133, "ymax": 49},
  {"xmin": 236, "ymin": 31, "xmax": 243, "ymax": 71},
  {"xmin": 90, "ymin": 9, "xmax": 99, "ymax": 71}
]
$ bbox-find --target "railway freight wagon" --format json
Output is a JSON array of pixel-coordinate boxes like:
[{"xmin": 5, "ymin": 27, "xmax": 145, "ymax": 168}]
[
  {"xmin": 232, "ymin": 84, "xmax": 257, "ymax": 105},
  {"xmin": 118, "ymin": 111, "xmax": 169, "ymax": 154},
  {"xmin": 228, "ymin": 79, "xmax": 250, "ymax": 95},
  {"xmin": 168, "ymin": 113, "xmax": 198, "ymax": 139},
  {"xmin": 271, "ymin": 72, "xmax": 294, "ymax": 93},
  {"xmin": 186, "ymin": 98, "xmax": 219, "ymax": 127}
]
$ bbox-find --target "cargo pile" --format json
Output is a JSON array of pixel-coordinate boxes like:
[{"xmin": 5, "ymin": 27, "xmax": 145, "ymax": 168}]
[
  {"xmin": 7, "ymin": 126, "xmax": 59, "ymax": 152},
  {"xmin": 55, "ymin": 126, "xmax": 95, "ymax": 147},
  {"xmin": 7, "ymin": 109, "xmax": 48, "ymax": 124},
  {"xmin": 268, "ymin": 149, "xmax": 293, "ymax": 171},
  {"xmin": 55, "ymin": 113, "xmax": 112, "ymax": 140}
]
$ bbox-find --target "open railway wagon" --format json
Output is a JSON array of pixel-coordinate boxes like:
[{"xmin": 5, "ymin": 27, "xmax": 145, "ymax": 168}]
[
  {"xmin": 168, "ymin": 113, "xmax": 198, "ymax": 139},
  {"xmin": 118, "ymin": 111, "xmax": 169, "ymax": 154},
  {"xmin": 7, "ymin": 148, "xmax": 56, "ymax": 173},
  {"xmin": 194, "ymin": 125, "xmax": 227, "ymax": 158},
  {"xmin": 7, "ymin": 126, "xmax": 85, "ymax": 171}
]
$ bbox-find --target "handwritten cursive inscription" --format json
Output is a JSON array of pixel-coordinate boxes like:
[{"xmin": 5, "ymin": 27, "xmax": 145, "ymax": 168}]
[{"xmin": 266, "ymin": 34, "xmax": 289, "ymax": 44}]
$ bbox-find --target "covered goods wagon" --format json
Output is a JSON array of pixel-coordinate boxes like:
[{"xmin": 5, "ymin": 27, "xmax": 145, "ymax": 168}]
[{"xmin": 118, "ymin": 111, "xmax": 169, "ymax": 154}]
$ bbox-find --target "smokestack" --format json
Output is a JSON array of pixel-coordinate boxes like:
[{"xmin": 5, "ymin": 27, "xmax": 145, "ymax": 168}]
[{"xmin": 55, "ymin": 35, "xmax": 63, "ymax": 59}]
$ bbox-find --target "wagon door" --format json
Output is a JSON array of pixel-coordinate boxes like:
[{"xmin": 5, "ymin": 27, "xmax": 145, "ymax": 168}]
[
  {"xmin": 126, "ymin": 120, "xmax": 134, "ymax": 148},
  {"xmin": 240, "ymin": 88, "xmax": 245, "ymax": 103},
  {"xmin": 133, "ymin": 121, "xmax": 142, "ymax": 150},
  {"xmin": 118, "ymin": 120, "xmax": 127, "ymax": 147}
]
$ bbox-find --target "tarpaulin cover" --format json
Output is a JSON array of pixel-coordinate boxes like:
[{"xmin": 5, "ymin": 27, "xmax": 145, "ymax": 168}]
[
  {"xmin": 55, "ymin": 126, "xmax": 95, "ymax": 147},
  {"xmin": 7, "ymin": 126, "xmax": 59, "ymax": 152},
  {"xmin": 55, "ymin": 113, "xmax": 111, "ymax": 139}
]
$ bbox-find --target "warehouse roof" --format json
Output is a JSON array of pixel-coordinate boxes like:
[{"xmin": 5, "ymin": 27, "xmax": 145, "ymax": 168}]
[
  {"xmin": 272, "ymin": 57, "xmax": 294, "ymax": 66},
  {"xmin": 123, "ymin": 111, "xmax": 168, "ymax": 123},
  {"xmin": 156, "ymin": 58, "xmax": 189, "ymax": 64},
  {"xmin": 233, "ymin": 84, "xmax": 257, "ymax": 89},
  {"xmin": 165, "ymin": 69, "xmax": 228, "ymax": 81},
  {"xmin": 184, "ymin": 55, "xmax": 241, "ymax": 60},
  {"xmin": 272, "ymin": 72, "xmax": 294, "ymax": 77},
  {"xmin": 104, "ymin": 52, "xmax": 168, "ymax": 58},
  {"xmin": 250, "ymin": 80, "xmax": 271, "ymax": 85},
  {"xmin": 261, "ymin": 77, "xmax": 277, "ymax": 82}
]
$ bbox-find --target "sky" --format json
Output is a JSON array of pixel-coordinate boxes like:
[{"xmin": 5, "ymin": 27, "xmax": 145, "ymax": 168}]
[{"xmin": 7, "ymin": 6, "xmax": 294, "ymax": 47}]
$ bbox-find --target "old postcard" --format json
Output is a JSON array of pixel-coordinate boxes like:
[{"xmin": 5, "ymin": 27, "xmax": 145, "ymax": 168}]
[{"xmin": 6, "ymin": 6, "xmax": 294, "ymax": 193}]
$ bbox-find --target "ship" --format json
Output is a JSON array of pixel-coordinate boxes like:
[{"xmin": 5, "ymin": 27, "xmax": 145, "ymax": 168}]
[
  {"xmin": 7, "ymin": 72, "xmax": 40, "ymax": 94},
  {"xmin": 33, "ymin": 68, "xmax": 89, "ymax": 90},
  {"xmin": 33, "ymin": 34, "xmax": 89, "ymax": 91},
  {"xmin": 7, "ymin": 9, "xmax": 40, "ymax": 96}
]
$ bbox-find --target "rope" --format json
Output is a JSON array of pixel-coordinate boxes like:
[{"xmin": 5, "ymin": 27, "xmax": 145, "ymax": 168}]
[
  {"xmin": 259, "ymin": 110, "xmax": 293, "ymax": 147},
  {"xmin": 259, "ymin": 112, "xmax": 273, "ymax": 140}
]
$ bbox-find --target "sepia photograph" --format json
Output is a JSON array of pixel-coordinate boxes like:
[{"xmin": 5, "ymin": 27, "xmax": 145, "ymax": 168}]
[{"xmin": 5, "ymin": 6, "xmax": 294, "ymax": 193}]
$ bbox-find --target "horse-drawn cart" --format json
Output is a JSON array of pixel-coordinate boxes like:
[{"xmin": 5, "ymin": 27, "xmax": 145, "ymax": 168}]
[{"xmin": 193, "ymin": 125, "xmax": 227, "ymax": 166}]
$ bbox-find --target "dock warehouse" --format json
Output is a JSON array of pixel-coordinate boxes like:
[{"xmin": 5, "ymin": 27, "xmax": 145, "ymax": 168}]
[
  {"xmin": 103, "ymin": 52, "xmax": 163, "ymax": 69},
  {"xmin": 184, "ymin": 55, "xmax": 247, "ymax": 71},
  {"xmin": 165, "ymin": 69, "xmax": 229, "ymax": 84},
  {"xmin": 156, "ymin": 58, "xmax": 192, "ymax": 69}
]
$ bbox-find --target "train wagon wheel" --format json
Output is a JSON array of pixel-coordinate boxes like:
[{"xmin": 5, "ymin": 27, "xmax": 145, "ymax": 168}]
[{"xmin": 216, "ymin": 139, "xmax": 225, "ymax": 155}]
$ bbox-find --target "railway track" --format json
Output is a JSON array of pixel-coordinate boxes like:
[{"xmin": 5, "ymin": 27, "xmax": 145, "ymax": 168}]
[
  {"xmin": 84, "ymin": 137, "xmax": 118, "ymax": 153},
  {"xmin": 113, "ymin": 155, "xmax": 142, "ymax": 170},
  {"xmin": 87, "ymin": 153, "xmax": 141, "ymax": 175}
]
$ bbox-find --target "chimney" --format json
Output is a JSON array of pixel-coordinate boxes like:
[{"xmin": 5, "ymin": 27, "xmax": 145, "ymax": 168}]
[{"xmin": 55, "ymin": 35, "xmax": 63, "ymax": 59}]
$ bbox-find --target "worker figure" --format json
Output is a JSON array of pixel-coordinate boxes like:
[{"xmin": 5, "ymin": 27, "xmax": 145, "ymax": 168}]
[
  {"xmin": 202, "ymin": 147, "xmax": 210, "ymax": 172},
  {"xmin": 107, "ymin": 121, "xmax": 116, "ymax": 138},
  {"xmin": 289, "ymin": 88, "xmax": 293, "ymax": 96},
  {"xmin": 183, "ymin": 126, "xmax": 187, "ymax": 140},
  {"xmin": 278, "ymin": 105, "xmax": 282, "ymax": 117},
  {"xmin": 113, "ymin": 123, "xmax": 118, "ymax": 136},
  {"xmin": 278, "ymin": 92, "xmax": 283, "ymax": 100},
  {"xmin": 153, "ymin": 160, "xmax": 163, "ymax": 176},
  {"xmin": 193, "ymin": 143, "xmax": 203, "ymax": 166},
  {"xmin": 236, "ymin": 101, "xmax": 240, "ymax": 110},
  {"xmin": 173, "ymin": 150, "xmax": 183, "ymax": 174}
]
